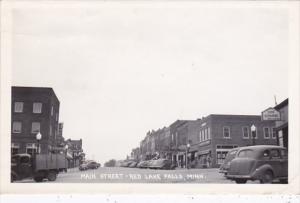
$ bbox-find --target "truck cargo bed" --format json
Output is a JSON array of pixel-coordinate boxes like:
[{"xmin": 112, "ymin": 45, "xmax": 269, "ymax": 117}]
[{"xmin": 35, "ymin": 154, "xmax": 67, "ymax": 171}]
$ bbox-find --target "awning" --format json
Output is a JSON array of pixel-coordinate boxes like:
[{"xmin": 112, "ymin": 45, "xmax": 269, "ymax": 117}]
[{"xmin": 197, "ymin": 150, "xmax": 211, "ymax": 156}]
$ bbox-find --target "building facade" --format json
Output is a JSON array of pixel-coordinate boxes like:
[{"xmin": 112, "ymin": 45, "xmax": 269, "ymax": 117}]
[
  {"xmin": 66, "ymin": 138, "xmax": 85, "ymax": 167},
  {"xmin": 188, "ymin": 115, "xmax": 277, "ymax": 168},
  {"xmin": 274, "ymin": 99, "xmax": 288, "ymax": 150},
  {"xmin": 11, "ymin": 86, "xmax": 61, "ymax": 155}
]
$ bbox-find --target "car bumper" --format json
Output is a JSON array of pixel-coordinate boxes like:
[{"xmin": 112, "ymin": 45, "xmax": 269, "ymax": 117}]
[
  {"xmin": 219, "ymin": 169, "xmax": 228, "ymax": 174},
  {"xmin": 225, "ymin": 174, "xmax": 253, "ymax": 180}
]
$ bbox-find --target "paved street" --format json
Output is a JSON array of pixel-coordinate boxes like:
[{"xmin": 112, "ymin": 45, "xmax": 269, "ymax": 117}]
[{"xmin": 14, "ymin": 167, "xmax": 260, "ymax": 184}]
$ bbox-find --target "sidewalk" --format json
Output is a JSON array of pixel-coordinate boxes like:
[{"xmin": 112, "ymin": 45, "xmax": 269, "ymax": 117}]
[{"xmin": 65, "ymin": 167, "xmax": 79, "ymax": 173}]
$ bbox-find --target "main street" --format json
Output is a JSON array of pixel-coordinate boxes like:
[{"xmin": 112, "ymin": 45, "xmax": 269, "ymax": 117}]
[{"xmin": 14, "ymin": 167, "xmax": 260, "ymax": 184}]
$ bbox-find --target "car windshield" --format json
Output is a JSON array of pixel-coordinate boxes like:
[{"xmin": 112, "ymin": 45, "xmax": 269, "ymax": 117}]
[
  {"xmin": 224, "ymin": 150, "xmax": 238, "ymax": 161},
  {"xmin": 237, "ymin": 149, "xmax": 255, "ymax": 158},
  {"xmin": 11, "ymin": 157, "xmax": 17, "ymax": 163}
]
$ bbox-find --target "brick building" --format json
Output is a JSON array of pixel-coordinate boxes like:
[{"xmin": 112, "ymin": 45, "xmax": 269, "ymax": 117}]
[
  {"xmin": 274, "ymin": 99, "xmax": 288, "ymax": 150},
  {"xmin": 188, "ymin": 114, "xmax": 277, "ymax": 168},
  {"xmin": 11, "ymin": 86, "xmax": 61, "ymax": 155},
  {"xmin": 65, "ymin": 138, "xmax": 85, "ymax": 167}
]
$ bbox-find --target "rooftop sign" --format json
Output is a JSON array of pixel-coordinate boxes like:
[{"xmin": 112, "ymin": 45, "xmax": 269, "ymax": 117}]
[{"xmin": 261, "ymin": 107, "xmax": 281, "ymax": 121}]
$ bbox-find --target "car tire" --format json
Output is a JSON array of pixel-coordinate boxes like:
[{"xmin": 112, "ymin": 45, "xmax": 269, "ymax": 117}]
[
  {"xmin": 260, "ymin": 170, "xmax": 273, "ymax": 184},
  {"xmin": 11, "ymin": 174, "xmax": 17, "ymax": 182},
  {"xmin": 235, "ymin": 179, "xmax": 247, "ymax": 184},
  {"xmin": 34, "ymin": 176, "xmax": 44, "ymax": 182},
  {"xmin": 47, "ymin": 171, "xmax": 57, "ymax": 181}
]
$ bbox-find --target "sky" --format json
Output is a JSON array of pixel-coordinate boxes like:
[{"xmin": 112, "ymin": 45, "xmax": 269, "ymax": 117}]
[{"xmin": 11, "ymin": 3, "xmax": 289, "ymax": 164}]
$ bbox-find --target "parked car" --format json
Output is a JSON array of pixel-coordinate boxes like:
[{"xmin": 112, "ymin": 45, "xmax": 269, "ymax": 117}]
[
  {"xmin": 225, "ymin": 145, "xmax": 288, "ymax": 184},
  {"xmin": 87, "ymin": 161, "xmax": 101, "ymax": 169},
  {"xmin": 137, "ymin": 160, "xmax": 150, "ymax": 169},
  {"xmin": 148, "ymin": 159, "xmax": 176, "ymax": 170},
  {"xmin": 219, "ymin": 147, "xmax": 240, "ymax": 175},
  {"xmin": 79, "ymin": 162, "xmax": 89, "ymax": 171},
  {"xmin": 119, "ymin": 160, "xmax": 134, "ymax": 167},
  {"xmin": 128, "ymin": 161, "xmax": 138, "ymax": 168}
]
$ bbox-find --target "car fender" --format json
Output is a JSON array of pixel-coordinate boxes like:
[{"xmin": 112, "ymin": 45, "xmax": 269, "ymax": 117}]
[{"xmin": 251, "ymin": 164, "xmax": 273, "ymax": 179}]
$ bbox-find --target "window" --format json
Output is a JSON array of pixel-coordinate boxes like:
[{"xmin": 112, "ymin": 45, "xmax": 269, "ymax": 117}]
[
  {"xmin": 281, "ymin": 149, "xmax": 288, "ymax": 158},
  {"xmin": 49, "ymin": 125, "xmax": 52, "ymax": 137},
  {"xmin": 263, "ymin": 150, "xmax": 270, "ymax": 158},
  {"xmin": 270, "ymin": 149, "xmax": 280, "ymax": 159},
  {"xmin": 242, "ymin": 127, "xmax": 249, "ymax": 139},
  {"xmin": 201, "ymin": 130, "xmax": 204, "ymax": 141},
  {"xmin": 251, "ymin": 128, "xmax": 258, "ymax": 139},
  {"xmin": 12, "ymin": 121, "xmax": 22, "ymax": 133},
  {"xmin": 31, "ymin": 122, "xmax": 40, "ymax": 133},
  {"xmin": 223, "ymin": 127, "xmax": 230, "ymax": 138},
  {"xmin": 264, "ymin": 127, "xmax": 270, "ymax": 139},
  {"xmin": 20, "ymin": 156, "xmax": 30, "ymax": 164},
  {"xmin": 238, "ymin": 149, "xmax": 254, "ymax": 158},
  {"xmin": 199, "ymin": 131, "xmax": 202, "ymax": 142},
  {"xmin": 26, "ymin": 143, "xmax": 37, "ymax": 156},
  {"xmin": 51, "ymin": 106, "xmax": 54, "ymax": 116},
  {"xmin": 33, "ymin": 102, "xmax": 42, "ymax": 113},
  {"xmin": 208, "ymin": 128, "xmax": 211, "ymax": 139},
  {"xmin": 217, "ymin": 151, "xmax": 228, "ymax": 164},
  {"xmin": 11, "ymin": 143, "xmax": 20, "ymax": 155},
  {"xmin": 205, "ymin": 129, "xmax": 208, "ymax": 140},
  {"xmin": 272, "ymin": 128, "xmax": 277, "ymax": 139},
  {"xmin": 14, "ymin": 102, "xmax": 24, "ymax": 113}
]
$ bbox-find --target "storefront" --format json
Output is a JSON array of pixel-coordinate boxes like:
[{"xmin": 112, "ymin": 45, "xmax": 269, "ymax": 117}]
[
  {"xmin": 274, "ymin": 99, "xmax": 288, "ymax": 150},
  {"xmin": 215, "ymin": 145, "xmax": 238, "ymax": 165}
]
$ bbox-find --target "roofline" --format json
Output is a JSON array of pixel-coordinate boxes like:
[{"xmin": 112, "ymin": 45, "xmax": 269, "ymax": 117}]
[
  {"xmin": 275, "ymin": 98, "xmax": 288, "ymax": 110},
  {"xmin": 12, "ymin": 86, "xmax": 60, "ymax": 103}
]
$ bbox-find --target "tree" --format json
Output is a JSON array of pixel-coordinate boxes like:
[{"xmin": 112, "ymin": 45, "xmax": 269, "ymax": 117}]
[{"xmin": 104, "ymin": 159, "xmax": 116, "ymax": 167}]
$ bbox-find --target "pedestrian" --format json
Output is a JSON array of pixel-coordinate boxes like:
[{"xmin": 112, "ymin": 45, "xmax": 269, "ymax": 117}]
[{"xmin": 207, "ymin": 155, "xmax": 211, "ymax": 168}]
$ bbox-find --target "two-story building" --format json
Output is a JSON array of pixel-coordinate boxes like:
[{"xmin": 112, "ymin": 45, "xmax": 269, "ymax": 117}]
[
  {"xmin": 274, "ymin": 99, "xmax": 288, "ymax": 150},
  {"xmin": 188, "ymin": 114, "xmax": 277, "ymax": 168},
  {"xmin": 11, "ymin": 86, "xmax": 61, "ymax": 155}
]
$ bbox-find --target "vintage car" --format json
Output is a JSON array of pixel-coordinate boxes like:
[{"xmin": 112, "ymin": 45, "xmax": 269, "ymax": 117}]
[
  {"xmin": 79, "ymin": 162, "xmax": 89, "ymax": 171},
  {"xmin": 148, "ymin": 159, "xmax": 176, "ymax": 170},
  {"xmin": 128, "ymin": 161, "xmax": 138, "ymax": 168},
  {"xmin": 137, "ymin": 160, "xmax": 151, "ymax": 169},
  {"xmin": 225, "ymin": 145, "xmax": 288, "ymax": 184},
  {"xmin": 87, "ymin": 161, "xmax": 101, "ymax": 169},
  {"xmin": 219, "ymin": 148, "xmax": 240, "ymax": 175}
]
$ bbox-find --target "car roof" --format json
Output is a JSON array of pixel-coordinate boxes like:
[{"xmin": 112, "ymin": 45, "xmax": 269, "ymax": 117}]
[
  {"xmin": 237, "ymin": 145, "xmax": 286, "ymax": 151},
  {"xmin": 12, "ymin": 153, "xmax": 31, "ymax": 158}
]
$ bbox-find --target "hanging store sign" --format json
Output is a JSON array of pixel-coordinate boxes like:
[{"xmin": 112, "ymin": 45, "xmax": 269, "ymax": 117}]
[{"xmin": 261, "ymin": 107, "xmax": 281, "ymax": 121}]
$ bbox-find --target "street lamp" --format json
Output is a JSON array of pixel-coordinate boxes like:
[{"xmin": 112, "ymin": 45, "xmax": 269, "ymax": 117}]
[
  {"xmin": 186, "ymin": 143, "xmax": 191, "ymax": 169},
  {"xmin": 36, "ymin": 132, "xmax": 42, "ymax": 154},
  {"xmin": 250, "ymin": 125, "xmax": 256, "ymax": 146}
]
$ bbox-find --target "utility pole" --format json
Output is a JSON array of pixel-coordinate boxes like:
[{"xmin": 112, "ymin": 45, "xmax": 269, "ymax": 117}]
[{"xmin": 274, "ymin": 95, "xmax": 278, "ymax": 106}]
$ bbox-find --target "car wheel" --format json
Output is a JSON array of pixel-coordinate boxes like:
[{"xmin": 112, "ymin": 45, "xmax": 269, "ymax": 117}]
[
  {"xmin": 11, "ymin": 174, "xmax": 17, "ymax": 182},
  {"xmin": 47, "ymin": 171, "xmax": 57, "ymax": 181},
  {"xmin": 235, "ymin": 179, "xmax": 247, "ymax": 184},
  {"xmin": 34, "ymin": 176, "xmax": 44, "ymax": 182},
  {"xmin": 260, "ymin": 170, "xmax": 273, "ymax": 184}
]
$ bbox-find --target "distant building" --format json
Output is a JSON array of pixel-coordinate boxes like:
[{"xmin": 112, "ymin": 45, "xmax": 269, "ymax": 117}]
[
  {"xmin": 11, "ymin": 86, "xmax": 61, "ymax": 155},
  {"xmin": 274, "ymin": 99, "xmax": 288, "ymax": 150},
  {"xmin": 130, "ymin": 147, "xmax": 140, "ymax": 160},
  {"xmin": 66, "ymin": 138, "xmax": 85, "ymax": 167}
]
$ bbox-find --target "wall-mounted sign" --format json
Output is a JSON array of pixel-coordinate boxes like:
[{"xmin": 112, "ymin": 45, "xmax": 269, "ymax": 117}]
[
  {"xmin": 261, "ymin": 107, "xmax": 281, "ymax": 121},
  {"xmin": 198, "ymin": 140, "xmax": 211, "ymax": 147}
]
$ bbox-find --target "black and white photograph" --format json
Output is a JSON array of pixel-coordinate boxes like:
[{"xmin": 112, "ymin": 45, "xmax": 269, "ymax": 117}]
[{"xmin": 0, "ymin": 0, "xmax": 299, "ymax": 195}]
